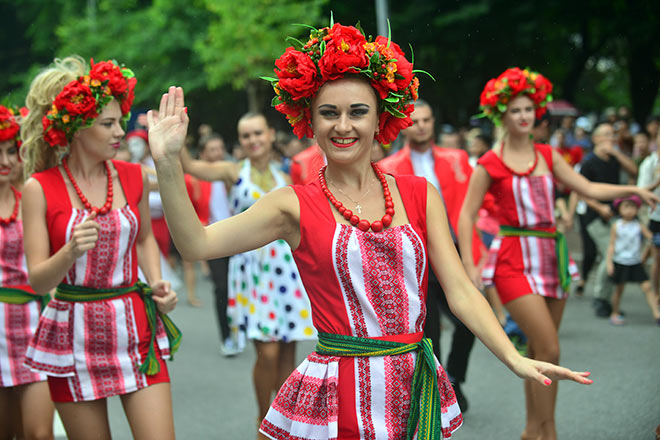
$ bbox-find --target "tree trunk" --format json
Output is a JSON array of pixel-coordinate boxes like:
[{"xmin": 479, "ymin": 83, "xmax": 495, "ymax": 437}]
[{"xmin": 246, "ymin": 79, "xmax": 264, "ymax": 113}]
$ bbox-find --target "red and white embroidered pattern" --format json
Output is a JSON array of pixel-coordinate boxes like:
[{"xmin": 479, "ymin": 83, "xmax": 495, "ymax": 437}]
[
  {"xmin": 335, "ymin": 225, "xmax": 368, "ymax": 338},
  {"xmin": 358, "ymin": 229, "xmax": 408, "ymax": 334},
  {"xmin": 0, "ymin": 222, "xmax": 29, "ymax": 286},
  {"xmin": 402, "ymin": 226, "xmax": 426, "ymax": 332},
  {"xmin": 0, "ymin": 302, "xmax": 46, "ymax": 387}
]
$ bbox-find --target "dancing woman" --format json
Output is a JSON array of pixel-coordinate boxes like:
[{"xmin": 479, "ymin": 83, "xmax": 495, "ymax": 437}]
[
  {"xmin": 180, "ymin": 112, "xmax": 315, "ymax": 423},
  {"xmin": 149, "ymin": 24, "xmax": 592, "ymax": 440},
  {"xmin": 20, "ymin": 56, "xmax": 179, "ymax": 440},
  {"xmin": 0, "ymin": 106, "xmax": 54, "ymax": 440},
  {"xmin": 458, "ymin": 68, "xmax": 657, "ymax": 440}
]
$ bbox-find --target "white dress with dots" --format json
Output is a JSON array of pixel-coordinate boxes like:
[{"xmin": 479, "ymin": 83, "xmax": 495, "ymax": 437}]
[{"xmin": 227, "ymin": 160, "xmax": 315, "ymax": 349}]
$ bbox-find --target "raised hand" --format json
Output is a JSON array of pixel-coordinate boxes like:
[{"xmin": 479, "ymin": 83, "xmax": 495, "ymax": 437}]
[
  {"xmin": 510, "ymin": 356, "xmax": 593, "ymax": 387},
  {"xmin": 146, "ymin": 86, "xmax": 189, "ymax": 161},
  {"xmin": 638, "ymin": 187, "xmax": 660, "ymax": 210},
  {"xmin": 150, "ymin": 279, "xmax": 178, "ymax": 314},
  {"xmin": 68, "ymin": 212, "xmax": 100, "ymax": 259}
]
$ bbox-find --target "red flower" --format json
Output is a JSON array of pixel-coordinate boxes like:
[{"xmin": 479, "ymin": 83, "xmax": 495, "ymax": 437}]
[
  {"xmin": 369, "ymin": 36, "xmax": 413, "ymax": 99},
  {"xmin": 275, "ymin": 102, "xmax": 313, "ymax": 139},
  {"xmin": 120, "ymin": 77, "xmax": 137, "ymax": 115},
  {"xmin": 275, "ymin": 47, "xmax": 321, "ymax": 100},
  {"xmin": 479, "ymin": 79, "xmax": 500, "ymax": 108},
  {"xmin": 54, "ymin": 81, "xmax": 98, "ymax": 121},
  {"xmin": 42, "ymin": 116, "xmax": 68, "ymax": 147},
  {"xmin": 318, "ymin": 24, "xmax": 368, "ymax": 80},
  {"xmin": 90, "ymin": 60, "xmax": 128, "ymax": 97},
  {"xmin": 376, "ymin": 104, "xmax": 414, "ymax": 144},
  {"xmin": 528, "ymin": 75, "xmax": 553, "ymax": 105},
  {"xmin": 0, "ymin": 106, "xmax": 19, "ymax": 142},
  {"xmin": 19, "ymin": 107, "xmax": 29, "ymax": 118},
  {"xmin": 500, "ymin": 68, "xmax": 529, "ymax": 95}
]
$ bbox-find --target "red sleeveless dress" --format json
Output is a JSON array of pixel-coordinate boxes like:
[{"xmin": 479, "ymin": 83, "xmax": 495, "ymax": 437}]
[
  {"xmin": 25, "ymin": 161, "xmax": 171, "ymax": 402},
  {"xmin": 479, "ymin": 144, "xmax": 579, "ymax": 304},
  {"xmin": 0, "ymin": 204, "xmax": 47, "ymax": 387},
  {"xmin": 260, "ymin": 175, "xmax": 462, "ymax": 440}
]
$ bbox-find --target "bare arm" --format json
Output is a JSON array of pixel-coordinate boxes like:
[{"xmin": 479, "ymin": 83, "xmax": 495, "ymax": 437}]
[
  {"xmin": 552, "ymin": 149, "xmax": 657, "ymax": 207},
  {"xmin": 427, "ymin": 182, "xmax": 592, "ymax": 385},
  {"xmin": 22, "ymin": 178, "xmax": 100, "ymax": 294},
  {"xmin": 180, "ymin": 147, "xmax": 239, "ymax": 185},
  {"xmin": 641, "ymin": 223, "xmax": 653, "ymax": 241},
  {"xmin": 147, "ymin": 87, "xmax": 299, "ymax": 262},
  {"xmin": 457, "ymin": 165, "xmax": 490, "ymax": 286},
  {"xmin": 609, "ymin": 147, "xmax": 637, "ymax": 176},
  {"xmin": 606, "ymin": 222, "xmax": 617, "ymax": 276}
]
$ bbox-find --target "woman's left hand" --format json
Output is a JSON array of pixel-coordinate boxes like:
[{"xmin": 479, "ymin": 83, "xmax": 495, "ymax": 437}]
[
  {"xmin": 510, "ymin": 355, "xmax": 593, "ymax": 386},
  {"xmin": 150, "ymin": 280, "xmax": 178, "ymax": 314},
  {"xmin": 637, "ymin": 187, "xmax": 660, "ymax": 210}
]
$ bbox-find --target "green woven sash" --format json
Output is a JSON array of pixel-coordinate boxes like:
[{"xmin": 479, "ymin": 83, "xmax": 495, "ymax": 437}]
[
  {"xmin": 0, "ymin": 287, "xmax": 50, "ymax": 310},
  {"xmin": 316, "ymin": 332, "xmax": 441, "ymax": 440},
  {"xmin": 55, "ymin": 281, "xmax": 182, "ymax": 375},
  {"xmin": 499, "ymin": 225, "xmax": 571, "ymax": 291}
]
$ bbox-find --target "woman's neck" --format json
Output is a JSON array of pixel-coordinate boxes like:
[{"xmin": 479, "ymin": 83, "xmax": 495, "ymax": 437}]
[
  {"xmin": 324, "ymin": 156, "xmax": 374, "ymax": 191},
  {"xmin": 249, "ymin": 152, "xmax": 270, "ymax": 173},
  {"xmin": 66, "ymin": 150, "xmax": 106, "ymax": 182},
  {"xmin": 0, "ymin": 181, "xmax": 12, "ymax": 200},
  {"xmin": 504, "ymin": 132, "xmax": 533, "ymax": 151}
]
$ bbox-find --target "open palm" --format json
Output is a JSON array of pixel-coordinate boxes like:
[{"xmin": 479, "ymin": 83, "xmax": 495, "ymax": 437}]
[{"xmin": 147, "ymin": 86, "xmax": 189, "ymax": 161}]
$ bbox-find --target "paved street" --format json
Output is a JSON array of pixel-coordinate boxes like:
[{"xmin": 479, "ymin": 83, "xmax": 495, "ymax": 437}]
[{"xmin": 92, "ymin": 262, "xmax": 660, "ymax": 439}]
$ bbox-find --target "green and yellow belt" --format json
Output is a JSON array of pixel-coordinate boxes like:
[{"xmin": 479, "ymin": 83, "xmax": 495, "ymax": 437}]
[
  {"xmin": 499, "ymin": 224, "xmax": 571, "ymax": 291},
  {"xmin": 55, "ymin": 281, "xmax": 182, "ymax": 375},
  {"xmin": 316, "ymin": 331, "xmax": 441, "ymax": 440},
  {"xmin": 0, "ymin": 286, "xmax": 50, "ymax": 310}
]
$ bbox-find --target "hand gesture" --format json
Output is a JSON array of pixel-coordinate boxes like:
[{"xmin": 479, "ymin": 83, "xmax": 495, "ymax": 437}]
[
  {"xmin": 147, "ymin": 86, "xmax": 189, "ymax": 162},
  {"xmin": 637, "ymin": 188, "xmax": 660, "ymax": 210},
  {"xmin": 465, "ymin": 264, "xmax": 484, "ymax": 291},
  {"xmin": 150, "ymin": 280, "xmax": 178, "ymax": 314},
  {"xmin": 598, "ymin": 204, "xmax": 613, "ymax": 221},
  {"xmin": 607, "ymin": 261, "xmax": 614, "ymax": 277},
  {"xmin": 510, "ymin": 356, "xmax": 593, "ymax": 387},
  {"xmin": 68, "ymin": 212, "xmax": 100, "ymax": 259}
]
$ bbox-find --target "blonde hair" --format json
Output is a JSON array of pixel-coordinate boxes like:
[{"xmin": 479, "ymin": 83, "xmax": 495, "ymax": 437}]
[{"xmin": 21, "ymin": 56, "xmax": 86, "ymax": 177}]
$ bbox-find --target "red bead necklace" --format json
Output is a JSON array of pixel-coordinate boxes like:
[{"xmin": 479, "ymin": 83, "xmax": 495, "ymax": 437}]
[
  {"xmin": 0, "ymin": 186, "xmax": 20, "ymax": 225},
  {"xmin": 62, "ymin": 157, "xmax": 114, "ymax": 215},
  {"xmin": 319, "ymin": 162, "xmax": 394, "ymax": 232}
]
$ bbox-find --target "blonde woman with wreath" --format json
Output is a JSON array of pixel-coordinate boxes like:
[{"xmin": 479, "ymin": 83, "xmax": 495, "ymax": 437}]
[
  {"xmin": 20, "ymin": 56, "xmax": 179, "ymax": 440},
  {"xmin": 148, "ymin": 23, "xmax": 593, "ymax": 440},
  {"xmin": 0, "ymin": 106, "xmax": 55, "ymax": 440},
  {"xmin": 458, "ymin": 68, "xmax": 658, "ymax": 440}
]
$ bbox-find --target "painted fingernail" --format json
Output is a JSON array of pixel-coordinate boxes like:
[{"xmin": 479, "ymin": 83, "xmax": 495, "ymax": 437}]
[
  {"xmin": 184, "ymin": 107, "xmax": 188, "ymax": 113},
  {"xmin": 544, "ymin": 379, "xmax": 552, "ymax": 386}
]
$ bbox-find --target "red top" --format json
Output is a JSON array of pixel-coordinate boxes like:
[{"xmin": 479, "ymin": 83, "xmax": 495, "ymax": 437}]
[
  {"xmin": 32, "ymin": 160, "xmax": 143, "ymax": 287},
  {"xmin": 290, "ymin": 145, "xmax": 325, "ymax": 186},
  {"xmin": 185, "ymin": 174, "xmax": 212, "ymax": 225}
]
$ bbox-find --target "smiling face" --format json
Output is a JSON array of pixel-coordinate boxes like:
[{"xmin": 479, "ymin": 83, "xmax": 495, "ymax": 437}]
[
  {"xmin": 0, "ymin": 140, "xmax": 18, "ymax": 182},
  {"xmin": 502, "ymin": 95, "xmax": 535, "ymax": 136},
  {"xmin": 73, "ymin": 99, "xmax": 125, "ymax": 160},
  {"xmin": 237, "ymin": 115, "xmax": 274, "ymax": 161},
  {"xmin": 311, "ymin": 77, "xmax": 379, "ymax": 164}
]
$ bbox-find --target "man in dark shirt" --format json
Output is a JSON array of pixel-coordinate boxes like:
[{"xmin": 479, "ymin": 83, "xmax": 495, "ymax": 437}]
[{"xmin": 579, "ymin": 123, "xmax": 638, "ymax": 316}]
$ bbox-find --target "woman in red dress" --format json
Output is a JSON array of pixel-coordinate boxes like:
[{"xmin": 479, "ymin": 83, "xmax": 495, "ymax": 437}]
[
  {"xmin": 0, "ymin": 106, "xmax": 54, "ymax": 439},
  {"xmin": 20, "ymin": 56, "xmax": 179, "ymax": 440},
  {"xmin": 149, "ymin": 25, "xmax": 593, "ymax": 440},
  {"xmin": 458, "ymin": 68, "xmax": 657, "ymax": 440}
]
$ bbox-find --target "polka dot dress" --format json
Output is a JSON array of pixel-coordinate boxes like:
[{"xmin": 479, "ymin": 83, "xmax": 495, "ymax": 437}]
[{"xmin": 227, "ymin": 160, "xmax": 315, "ymax": 350}]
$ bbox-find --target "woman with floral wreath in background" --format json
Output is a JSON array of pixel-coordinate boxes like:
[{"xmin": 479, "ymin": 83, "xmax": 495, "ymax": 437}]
[
  {"xmin": 458, "ymin": 68, "xmax": 658, "ymax": 440},
  {"xmin": 0, "ymin": 105, "xmax": 55, "ymax": 440},
  {"xmin": 147, "ymin": 22, "xmax": 593, "ymax": 440},
  {"xmin": 20, "ymin": 56, "xmax": 180, "ymax": 440}
]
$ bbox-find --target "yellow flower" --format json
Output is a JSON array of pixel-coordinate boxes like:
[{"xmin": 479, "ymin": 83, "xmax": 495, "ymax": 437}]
[
  {"xmin": 339, "ymin": 39, "xmax": 350, "ymax": 53},
  {"xmin": 62, "ymin": 114, "xmax": 70, "ymax": 124},
  {"xmin": 91, "ymin": 79, "xmax": 101, "ymax": 88}
]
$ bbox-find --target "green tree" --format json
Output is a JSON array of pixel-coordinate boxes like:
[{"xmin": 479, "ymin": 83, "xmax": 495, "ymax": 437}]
[{"xmin": 196, "ymin": 0, "xmax": 327, "ymax": 112}]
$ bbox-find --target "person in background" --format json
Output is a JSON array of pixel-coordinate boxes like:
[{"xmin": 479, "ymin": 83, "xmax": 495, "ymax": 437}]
[
  {"xmin": 606, "ymin": 196, "xmax": 660, "ymax": 325},
  {"xmin": 579, "ymin": 123, "xmax": 639, "ymax": 317},
  {"xmin": 467, "ymin": 133, "xmax": 492, "ymax": 168},
  {"xmin": 379, "ymin": 99, "xmax": 482, "ymax": 412},
  {"xmin": 289, "ymin": 143, "xmax": 325, "ymax": 186},
  {"xmin": 0, "ymin": 105, "xmax": 55, "ymax": 440}
]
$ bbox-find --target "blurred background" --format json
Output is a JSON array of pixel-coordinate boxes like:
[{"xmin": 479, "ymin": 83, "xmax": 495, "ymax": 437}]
[{"xmin": 2, "ymin": 0, "xmax": 659, "ymax": 148}]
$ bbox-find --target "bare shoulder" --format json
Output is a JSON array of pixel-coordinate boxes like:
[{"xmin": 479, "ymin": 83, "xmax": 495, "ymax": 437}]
[{"xmin": 22, "ymin": 177, "xmax": 46, "ymax": 201}]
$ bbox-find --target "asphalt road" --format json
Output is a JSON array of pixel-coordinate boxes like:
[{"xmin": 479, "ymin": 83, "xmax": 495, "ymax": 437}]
[{"xmin": 79, "ymin": 261, "xmax": 659, "ymax": 440}]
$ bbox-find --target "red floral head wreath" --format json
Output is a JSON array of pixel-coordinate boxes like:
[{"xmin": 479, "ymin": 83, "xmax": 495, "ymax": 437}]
[
  {"xmin": 42, "ymin": 59, "xmax": 137, "ymax": 148},
  {"xmin": 478, "ymin": 67, "xmax": 553, "ymax": 126},
  {"xmin": 265, "ymin": 22, "xmax": 423, "ymax": 145},
  {"xmin": 0, "ymin": 105, "xmax": 27, "ymax": 148}
]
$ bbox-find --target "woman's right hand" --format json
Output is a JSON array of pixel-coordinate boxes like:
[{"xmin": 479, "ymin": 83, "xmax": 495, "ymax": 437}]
[
  {"xmin": 68, "ymin": 212, "xmax": 100, "ymax": 259},
  {"xmin": 465, "ymin": 263, "xmax": 483, "ymax": 290},
  {"xmin": 147, "ymin": 86, "xmax": 189, "ymax": 162}
]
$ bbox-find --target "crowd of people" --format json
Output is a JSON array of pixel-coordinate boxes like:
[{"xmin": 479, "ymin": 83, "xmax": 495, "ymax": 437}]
[{"xmin": 1, "ymin": 20, "xmax": 658, "ymax": 440}]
